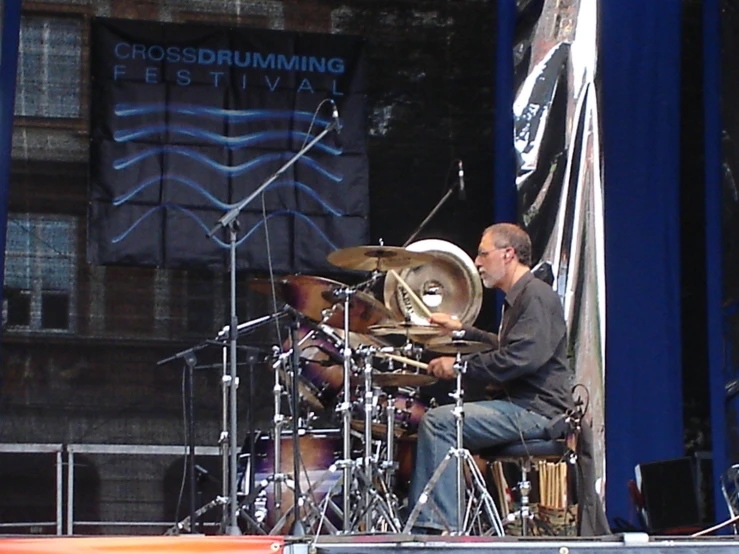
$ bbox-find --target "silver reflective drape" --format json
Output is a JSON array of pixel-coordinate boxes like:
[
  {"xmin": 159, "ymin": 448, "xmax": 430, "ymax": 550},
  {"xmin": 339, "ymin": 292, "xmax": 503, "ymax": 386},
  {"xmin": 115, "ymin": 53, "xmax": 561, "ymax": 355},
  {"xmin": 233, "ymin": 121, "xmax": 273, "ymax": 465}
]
[{"xmin": 514, "ymin": 0, "xmax": 606, "ymax": 497}]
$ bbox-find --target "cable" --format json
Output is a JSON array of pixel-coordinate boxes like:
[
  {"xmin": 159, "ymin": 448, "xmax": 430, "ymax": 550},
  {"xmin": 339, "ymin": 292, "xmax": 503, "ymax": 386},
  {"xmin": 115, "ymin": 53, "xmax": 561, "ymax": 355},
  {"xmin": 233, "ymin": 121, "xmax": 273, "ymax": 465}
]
[{"xmin": 174, "ymin": 366, "xmax": 188, "ymax": 531}]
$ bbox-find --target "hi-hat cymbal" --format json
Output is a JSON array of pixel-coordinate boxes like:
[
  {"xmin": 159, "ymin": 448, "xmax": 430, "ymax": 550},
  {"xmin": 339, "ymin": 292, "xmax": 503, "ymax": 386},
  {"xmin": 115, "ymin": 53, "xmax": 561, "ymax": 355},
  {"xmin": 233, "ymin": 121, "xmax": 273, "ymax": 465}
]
[
  {"xmin": 367, "ymin": 322, "xmax": 444, "ymax": 338},
  {"xmin": 349, "ymin": 371, "xmax": 437, "ymax": 388},
  {"xmin": 250, "ymin": 274, "xmax": 393, "ymax": 334},
  {"xmin": 425, "ymin": 337, "xmax": 492, "ymax": 354},
  {"xmin": 327, "ymin": 246, "xmax": 436, "ymax": 272}
]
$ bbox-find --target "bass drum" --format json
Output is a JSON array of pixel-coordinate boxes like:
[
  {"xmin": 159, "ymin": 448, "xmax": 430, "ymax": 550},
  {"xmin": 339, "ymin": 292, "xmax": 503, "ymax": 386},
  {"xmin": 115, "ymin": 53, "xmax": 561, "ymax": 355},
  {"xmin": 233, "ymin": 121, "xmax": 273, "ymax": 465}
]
[{"xmin": 239, "ymin": 429, "xmax": 342, "ymax": 534}]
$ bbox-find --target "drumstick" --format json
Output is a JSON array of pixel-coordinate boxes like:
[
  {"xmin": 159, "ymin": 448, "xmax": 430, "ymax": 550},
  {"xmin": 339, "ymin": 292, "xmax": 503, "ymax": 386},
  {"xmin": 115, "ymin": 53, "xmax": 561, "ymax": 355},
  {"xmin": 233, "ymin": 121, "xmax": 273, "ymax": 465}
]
[
  {"xmin": 375, "ymin": 351, "xmax": 429, "ymax": 371},
  {"xmin": 389, "ymin": 269, "xmax": 434, "ymax": 319}
]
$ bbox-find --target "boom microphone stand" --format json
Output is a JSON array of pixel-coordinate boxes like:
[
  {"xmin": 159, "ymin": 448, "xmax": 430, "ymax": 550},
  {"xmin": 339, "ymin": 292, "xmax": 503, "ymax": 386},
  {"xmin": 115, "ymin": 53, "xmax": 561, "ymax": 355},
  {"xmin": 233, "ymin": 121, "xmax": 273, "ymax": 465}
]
[
  {"xmin": 404, "ymin": 160, "xmax": 464, "ymax": 247},
  {"xmin": 207, "ymin": 113, "xmax": 341, "ymax": 534},
  {"xmin": 157, "ymin": 342, "xmax": 212, "ymax": 533}
]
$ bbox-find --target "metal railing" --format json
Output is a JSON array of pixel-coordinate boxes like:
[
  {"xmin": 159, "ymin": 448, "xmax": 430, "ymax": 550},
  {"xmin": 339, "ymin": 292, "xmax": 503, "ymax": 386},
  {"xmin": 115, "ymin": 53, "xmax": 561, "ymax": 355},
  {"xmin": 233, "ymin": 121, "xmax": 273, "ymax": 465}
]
[
  {"xmin": 0, "ymin": 443, "xmax": 64, "ymax": 535},
  {"xmin": 0, "ymin": 443, "xmax": 221, "ymax": 535}
]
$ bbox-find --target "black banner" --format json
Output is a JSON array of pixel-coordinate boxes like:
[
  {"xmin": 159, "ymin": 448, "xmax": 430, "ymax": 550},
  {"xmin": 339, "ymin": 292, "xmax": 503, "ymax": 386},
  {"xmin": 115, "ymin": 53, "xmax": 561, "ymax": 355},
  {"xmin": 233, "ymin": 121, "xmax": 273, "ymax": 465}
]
[{"xmin": 88, "ymin": 18, "xmax": 368, "ymax": 273}]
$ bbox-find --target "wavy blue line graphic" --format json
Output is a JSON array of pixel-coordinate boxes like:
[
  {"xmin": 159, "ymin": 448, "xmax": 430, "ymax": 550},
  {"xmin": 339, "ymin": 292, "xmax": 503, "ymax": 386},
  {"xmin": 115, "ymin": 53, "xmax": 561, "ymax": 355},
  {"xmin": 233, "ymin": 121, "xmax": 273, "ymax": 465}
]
[
  {"xmin": 112, "ymin": 204, "xmax": 339, "ymax": 251},
  {"xmin": 114, "ymin": 103, "xmax": 331, "ymax": 126},
  {"xmin": 113, "ymin": 125, "xmax": 343, "ymax": 156},
  {"xmin": 112, "ymin": 148, "xmax": 343, "ymax": 182},
  {"xmin": 112, "ymin": 175, "xmax": 345, "ymax": 216}
]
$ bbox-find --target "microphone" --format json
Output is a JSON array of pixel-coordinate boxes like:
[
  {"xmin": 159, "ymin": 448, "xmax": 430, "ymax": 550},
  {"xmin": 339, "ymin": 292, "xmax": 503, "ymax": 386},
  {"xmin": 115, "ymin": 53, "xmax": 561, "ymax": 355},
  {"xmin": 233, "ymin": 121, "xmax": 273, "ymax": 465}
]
[
  {"xmin": 458, "ymin": 160, "xmax": 466, "ymax": 201},
  {"xmin": 330, "ymin": 100, "xmax": 342, "ymax": 134}
]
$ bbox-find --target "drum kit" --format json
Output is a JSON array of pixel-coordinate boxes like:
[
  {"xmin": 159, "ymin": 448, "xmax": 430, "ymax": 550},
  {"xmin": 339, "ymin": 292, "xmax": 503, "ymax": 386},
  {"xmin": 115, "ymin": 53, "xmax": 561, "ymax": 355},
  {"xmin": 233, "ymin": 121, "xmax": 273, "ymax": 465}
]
[{"xmin": 231, "ymin": 239, "xmax": 504, "ymax": 536}]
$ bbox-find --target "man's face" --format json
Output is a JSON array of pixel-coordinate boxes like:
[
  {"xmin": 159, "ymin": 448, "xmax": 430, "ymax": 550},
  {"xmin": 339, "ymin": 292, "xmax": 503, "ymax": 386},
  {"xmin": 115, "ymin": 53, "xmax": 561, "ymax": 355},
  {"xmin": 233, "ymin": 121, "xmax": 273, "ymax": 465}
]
[{"xmin": 474, "ymin": 232, "xmax": 507, "ymax": 289}]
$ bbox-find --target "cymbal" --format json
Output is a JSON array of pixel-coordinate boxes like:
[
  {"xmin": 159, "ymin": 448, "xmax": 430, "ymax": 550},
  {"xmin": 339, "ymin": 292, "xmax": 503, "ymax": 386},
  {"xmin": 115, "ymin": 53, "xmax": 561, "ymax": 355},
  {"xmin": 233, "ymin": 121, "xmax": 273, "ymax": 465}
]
[
  {"xmin": 250, "ymin": 274, "xmax": 393, "ymax": 334},
  {"xmin": 327, "ymin": 246, "xmax": 436, "ymax": 272},
  {"xmin": 367, "ymin": 322, "xmax": 444, "ymax": 337},
  {"xmin": 424, "ymin": 337, "xmax": 492, "ymax": 354},
  {"xmin": 383, "ymin": 238, "xmax": 483, "ymax": 327},
  {"xmin": 349, "ymin": 371, "xmax": 437, "ymax": 388}
]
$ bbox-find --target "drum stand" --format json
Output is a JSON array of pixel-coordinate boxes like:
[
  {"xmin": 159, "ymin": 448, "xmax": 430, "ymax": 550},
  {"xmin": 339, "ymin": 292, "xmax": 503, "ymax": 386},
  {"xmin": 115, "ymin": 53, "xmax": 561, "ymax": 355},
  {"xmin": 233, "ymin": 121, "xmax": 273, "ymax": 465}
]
[
  {"xmin": 238, "ymin": 312, "xmax": 340, "ymax": 535},
  {"xmin": 312, "ymin": 287, "xmax": 401, "ymax": 535},
  {"xmin": 402, "ymin": 355, "xmax": 504, "ymax": 536}
]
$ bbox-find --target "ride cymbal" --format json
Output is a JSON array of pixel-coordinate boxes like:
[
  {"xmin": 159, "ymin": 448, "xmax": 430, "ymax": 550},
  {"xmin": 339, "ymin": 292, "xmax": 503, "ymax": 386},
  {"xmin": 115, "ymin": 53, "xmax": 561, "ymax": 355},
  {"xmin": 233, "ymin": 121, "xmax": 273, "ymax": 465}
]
[
  {"xmin": 327, "ymin": 246, "xmax": 436, "ymax": 272},
  {"xmin": 424, "ymin": 337, "xmax": 492, "ymax": 354}
]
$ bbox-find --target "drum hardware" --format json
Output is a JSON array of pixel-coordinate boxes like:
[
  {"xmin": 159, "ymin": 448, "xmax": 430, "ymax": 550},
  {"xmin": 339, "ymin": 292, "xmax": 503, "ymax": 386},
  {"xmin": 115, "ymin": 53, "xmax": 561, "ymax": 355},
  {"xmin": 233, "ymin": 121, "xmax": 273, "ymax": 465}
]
[
  {"xmin": 402, "ymin": 351, "xmax": 504, "ymax": 536},
  {"xmin": 157, "ymin": 335, "xmax": 269, "ymax": 536},
  {"xmin": 238, "ymin": 310, "xmax": 345, "ymax": 535},
  {"xmin": 306, "ymin": 286, "xmax": 404, "ymax": 534},
  {"xmin": 356, "ymin": 344, "xmax": 402, "ymax": 531}
]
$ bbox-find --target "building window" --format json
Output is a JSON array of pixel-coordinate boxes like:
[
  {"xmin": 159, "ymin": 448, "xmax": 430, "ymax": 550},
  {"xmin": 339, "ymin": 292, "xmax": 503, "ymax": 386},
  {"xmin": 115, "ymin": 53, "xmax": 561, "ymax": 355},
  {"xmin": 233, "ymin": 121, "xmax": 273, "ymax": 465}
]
[
  {"xmin": 14, "ymin": 14, "xmax": 83, "ymax": 119},
  {"xmin": 3, "ymin": 214, "xmax": 77, "ymax": 332}
]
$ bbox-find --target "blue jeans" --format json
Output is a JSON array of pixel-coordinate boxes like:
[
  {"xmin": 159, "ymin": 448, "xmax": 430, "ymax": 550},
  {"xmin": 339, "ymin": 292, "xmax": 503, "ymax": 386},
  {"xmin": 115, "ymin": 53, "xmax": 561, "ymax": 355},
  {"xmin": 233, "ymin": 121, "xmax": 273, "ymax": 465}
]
[{"xmin": 408, "ymin": 400, "xmax": 551, "ymax": 532}]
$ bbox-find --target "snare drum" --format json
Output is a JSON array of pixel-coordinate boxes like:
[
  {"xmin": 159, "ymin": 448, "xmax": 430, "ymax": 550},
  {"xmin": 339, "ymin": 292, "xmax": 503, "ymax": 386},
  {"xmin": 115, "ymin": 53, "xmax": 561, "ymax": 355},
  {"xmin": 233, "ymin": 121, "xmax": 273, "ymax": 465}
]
[
  {"xmin": 384, "ymin": 387, "xmax": 428, "ymax": 435},
  {"xmin": 352, "ymin": 387, "xmax": 429, "ymax": 439}
]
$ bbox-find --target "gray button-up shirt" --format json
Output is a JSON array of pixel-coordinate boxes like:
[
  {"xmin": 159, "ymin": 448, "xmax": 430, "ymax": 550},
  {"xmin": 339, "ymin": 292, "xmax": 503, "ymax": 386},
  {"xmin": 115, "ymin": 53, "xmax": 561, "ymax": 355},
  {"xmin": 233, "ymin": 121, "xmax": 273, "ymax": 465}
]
[{"xmin": 461, "ymin": 271, "xmax": 574, "ymax": 419}]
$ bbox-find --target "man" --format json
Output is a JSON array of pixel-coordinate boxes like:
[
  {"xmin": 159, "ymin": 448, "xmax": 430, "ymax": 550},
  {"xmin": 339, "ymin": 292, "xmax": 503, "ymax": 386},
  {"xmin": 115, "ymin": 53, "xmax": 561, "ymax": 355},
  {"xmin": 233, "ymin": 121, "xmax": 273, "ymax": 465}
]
[{"xmin": 408, "ymin": 222, "xmax": 575, "ymax": 533}]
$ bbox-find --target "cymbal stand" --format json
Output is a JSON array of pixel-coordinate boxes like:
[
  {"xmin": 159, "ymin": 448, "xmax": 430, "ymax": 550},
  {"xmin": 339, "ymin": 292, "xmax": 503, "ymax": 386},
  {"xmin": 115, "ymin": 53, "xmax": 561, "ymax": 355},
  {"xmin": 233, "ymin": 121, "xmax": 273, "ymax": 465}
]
[
  {"xmin": 354, "ymin": 345, "xmax": 402, "ymax": 532},
  {"xmin": 338, "ymin": 286, "xmax": 356, "ymax": 532},
  {"xmin": 402, "ymin": 354, "xmax": 504, "ymax": 536},
  {"xmin": 238, "ymin": 314, "xmax": 331, "ymax": 535},
  {"xmin": 310, "ymin": 286, "xmax": 401, "ymax": 534},
  {"xmin": 382, "ymin": 398, "xmax": 397, "ymax": 491}
]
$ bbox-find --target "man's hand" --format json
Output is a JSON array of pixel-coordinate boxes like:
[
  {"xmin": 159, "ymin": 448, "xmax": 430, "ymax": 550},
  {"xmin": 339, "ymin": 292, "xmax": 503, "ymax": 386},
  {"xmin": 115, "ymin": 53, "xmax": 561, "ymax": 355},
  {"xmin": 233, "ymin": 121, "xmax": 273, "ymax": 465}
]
[
  {"xmin": 427, "ymin": 356, "xmax": 457, "ymax": 380},
  {"xmin": 429, "ymin": 313, "xmax": 463, "ymax": 332}
]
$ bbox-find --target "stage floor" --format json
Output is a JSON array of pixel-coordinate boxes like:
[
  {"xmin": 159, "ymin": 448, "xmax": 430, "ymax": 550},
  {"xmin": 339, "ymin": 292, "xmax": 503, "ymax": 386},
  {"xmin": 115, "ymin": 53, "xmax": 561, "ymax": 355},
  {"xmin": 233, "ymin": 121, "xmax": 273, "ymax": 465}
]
[{"xmin": 0, "ymin": 534, "xmax": 738, "ymax": 554}]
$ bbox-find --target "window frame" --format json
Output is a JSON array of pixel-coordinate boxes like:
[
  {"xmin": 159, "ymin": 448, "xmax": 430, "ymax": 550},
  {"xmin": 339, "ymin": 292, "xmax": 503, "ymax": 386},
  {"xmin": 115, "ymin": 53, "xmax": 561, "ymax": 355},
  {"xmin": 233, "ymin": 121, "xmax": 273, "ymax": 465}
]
[
  {"xmin": 3, "ymin": 212, "xmax": 79, "ymax": 334},
  {"xmin": 12, "ymin": 3, "xmax": 91, "ymax": 132}
]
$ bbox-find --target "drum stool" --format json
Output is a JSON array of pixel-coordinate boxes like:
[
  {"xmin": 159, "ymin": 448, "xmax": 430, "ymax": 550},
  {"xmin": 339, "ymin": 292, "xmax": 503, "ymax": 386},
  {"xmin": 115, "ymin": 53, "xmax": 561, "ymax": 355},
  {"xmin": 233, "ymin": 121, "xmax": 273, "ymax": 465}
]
[{"xmin": 478, "ymin": 438, "xmax": 576, "ymax": 536}]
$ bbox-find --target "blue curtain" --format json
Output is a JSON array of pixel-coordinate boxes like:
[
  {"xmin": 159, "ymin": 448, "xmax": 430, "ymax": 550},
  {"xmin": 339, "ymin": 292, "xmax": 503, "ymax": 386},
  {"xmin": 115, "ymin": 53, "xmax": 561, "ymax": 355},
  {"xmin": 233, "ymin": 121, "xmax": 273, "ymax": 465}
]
[
  {"xmin": 493, "ymin": 0, "xmax": 515, "ymax": 225},
  {"xmin": 600, "ymin": 0, "xmax": 685, "ymax": 524},
  {"xmin": 0, "ymin": 0, "xmax": 23, "ymax": 331},
  {"xmin": 703, "ymin": 0, "xmax": 727, "ymax": 522}
]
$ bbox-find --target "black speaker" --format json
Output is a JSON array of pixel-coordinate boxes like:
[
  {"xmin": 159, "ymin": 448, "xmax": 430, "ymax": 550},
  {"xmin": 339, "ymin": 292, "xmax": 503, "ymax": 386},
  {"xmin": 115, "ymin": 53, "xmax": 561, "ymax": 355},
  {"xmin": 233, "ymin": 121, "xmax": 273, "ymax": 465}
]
[{"xmin": 635, "ymin": 457, "xmax": 701, "ymax": 533}]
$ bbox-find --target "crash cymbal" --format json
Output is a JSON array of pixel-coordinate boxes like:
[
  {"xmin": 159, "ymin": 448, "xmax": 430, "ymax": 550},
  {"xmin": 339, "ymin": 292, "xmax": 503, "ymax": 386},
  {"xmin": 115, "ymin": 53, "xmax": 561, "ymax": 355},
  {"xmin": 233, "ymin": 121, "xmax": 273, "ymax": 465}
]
[
  {"xmin": 424, "ymin": 337, "xmax": 492, "ymax": 354},
  {"xmin": 367, "ymin": 321, "xmax": 444, "ymax": 337},
  {"xmin": 349, "ymin": 371, "xmax": 437, "ymax": 388},
  {"xmin": 327, "ymin": 246, "xmax": 437, "ymax": 272},
  {"xmin": 251, "ymin": 274, "xmax": 393, "ymax": 334}
]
